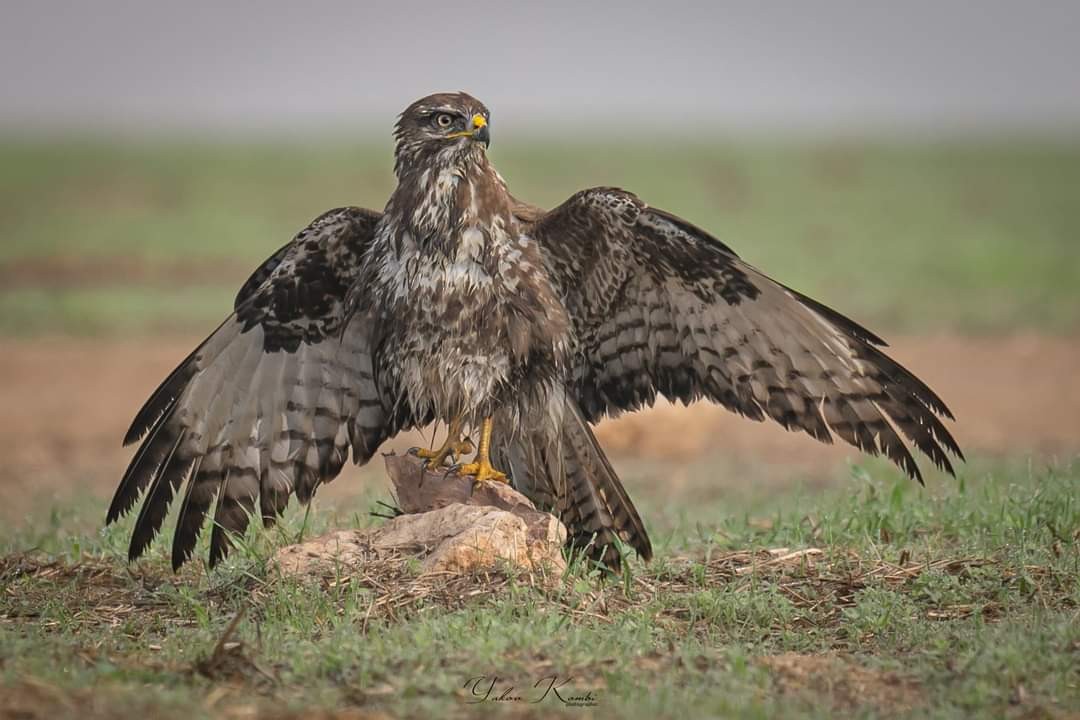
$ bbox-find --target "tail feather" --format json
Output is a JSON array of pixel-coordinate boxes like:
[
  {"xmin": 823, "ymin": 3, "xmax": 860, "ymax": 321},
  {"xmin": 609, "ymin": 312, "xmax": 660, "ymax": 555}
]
[{"xmin": 494, "ymin": 392, "xmax": 652, "ymax": 571}]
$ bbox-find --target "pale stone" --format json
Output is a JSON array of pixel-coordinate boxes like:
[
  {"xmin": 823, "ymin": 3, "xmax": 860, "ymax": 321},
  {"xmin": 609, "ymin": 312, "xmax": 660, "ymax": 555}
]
[{"xmin": 272, "ymin": 454, "xmax": 567, "ymax": 578}]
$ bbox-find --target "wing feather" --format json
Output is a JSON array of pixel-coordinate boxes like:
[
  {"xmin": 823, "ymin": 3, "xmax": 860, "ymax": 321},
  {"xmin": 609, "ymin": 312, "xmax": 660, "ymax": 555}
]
[
  {"xmin": 108, "ymin": 207, "xmax": 417, "ymax": 570},
  {"xmin": 525, "ymin": 187, "xmax": 962, "ymax": 483}
]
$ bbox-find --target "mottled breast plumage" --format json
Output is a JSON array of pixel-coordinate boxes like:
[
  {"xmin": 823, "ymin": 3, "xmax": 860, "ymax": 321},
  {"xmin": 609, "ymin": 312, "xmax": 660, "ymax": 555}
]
[{"xmin": 366, "ymin": 151, "xmax": 571, "ymax": 430}]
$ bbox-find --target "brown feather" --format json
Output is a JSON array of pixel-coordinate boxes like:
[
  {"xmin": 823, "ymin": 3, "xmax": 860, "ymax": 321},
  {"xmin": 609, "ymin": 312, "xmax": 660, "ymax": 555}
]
[{"xmin": 527, "ymin": 187, "xmax": 962, "ymax": 483}]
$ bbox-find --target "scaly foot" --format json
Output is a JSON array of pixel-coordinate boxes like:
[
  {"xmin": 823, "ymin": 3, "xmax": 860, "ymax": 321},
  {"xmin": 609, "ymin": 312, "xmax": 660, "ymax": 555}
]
[
  {"xmin": 456, "ymin": 458, "xmax": 509, "ymax": 486},
  {"xmin": 411, "ymin": 417, "xmax": 473, "ymax": 470},
  {"xmin": 455, "ymin": 416, "xmax": 508, "ymax": 486},
  {"xmin": 414, "ymin": 436, "xmax": 475, "ymax": 470}
]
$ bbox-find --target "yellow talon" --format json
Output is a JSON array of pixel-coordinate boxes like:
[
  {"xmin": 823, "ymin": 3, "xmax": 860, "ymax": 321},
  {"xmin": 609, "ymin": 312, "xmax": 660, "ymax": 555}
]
[
  {"xmin": 414, "ymin": 418, "xmax": 474, "ymax": 470},
  {"xmin": 457, "ymin": 459, "xmax": 508, "ymax": 485},
  {"xmin": 456, "ymin": 417, "xmax": 509, "ymax": 486}
]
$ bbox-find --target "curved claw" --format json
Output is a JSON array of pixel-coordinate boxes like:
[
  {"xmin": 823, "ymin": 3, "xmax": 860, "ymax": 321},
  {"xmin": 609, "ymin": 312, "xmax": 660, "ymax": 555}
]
[{"xmin": 415, "ymin": 437, "xmax": 475, "ymax": 471}]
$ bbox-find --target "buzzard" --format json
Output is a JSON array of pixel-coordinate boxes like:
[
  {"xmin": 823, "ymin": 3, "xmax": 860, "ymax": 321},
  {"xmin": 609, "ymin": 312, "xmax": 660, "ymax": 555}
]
[{"xmin": 107, "ymin": 92, "xmax": 962, "ymax": 571}]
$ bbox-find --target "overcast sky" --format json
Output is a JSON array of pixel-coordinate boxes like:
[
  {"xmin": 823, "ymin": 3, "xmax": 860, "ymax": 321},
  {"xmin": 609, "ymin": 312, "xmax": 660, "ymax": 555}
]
[{"xmin": 2, "ymin": 1, "xmax": 1079, "ymax": 136}]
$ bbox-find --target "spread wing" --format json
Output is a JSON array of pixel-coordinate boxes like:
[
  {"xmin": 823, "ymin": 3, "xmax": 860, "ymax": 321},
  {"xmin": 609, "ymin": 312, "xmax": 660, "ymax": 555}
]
[
  {"xmin": 107, "ymin": 207, "xmax": 415, "ymax": 569},
  {"xmin": 525, "ymin": 188, "xmax": 963, "ymax": 483}
]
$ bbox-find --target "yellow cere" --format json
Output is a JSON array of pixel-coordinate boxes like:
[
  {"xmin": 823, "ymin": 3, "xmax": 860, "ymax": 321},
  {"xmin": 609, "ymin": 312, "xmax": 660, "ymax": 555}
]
[{"xmin": 472, "ymin": 114, "xmax": 487, "ymax": 129}]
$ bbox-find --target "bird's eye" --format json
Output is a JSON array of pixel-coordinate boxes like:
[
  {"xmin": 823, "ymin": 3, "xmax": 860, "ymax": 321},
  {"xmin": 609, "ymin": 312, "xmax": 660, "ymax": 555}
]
[{"xmin": 435, "ymin": 113, "xmax": 454, "ymax": 129}]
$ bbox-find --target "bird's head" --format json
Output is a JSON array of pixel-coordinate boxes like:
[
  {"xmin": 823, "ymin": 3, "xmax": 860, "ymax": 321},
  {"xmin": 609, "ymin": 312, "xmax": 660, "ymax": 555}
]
[{"xmin": 393, "ymin": 92, "xmax": 490, "ymax": 177}]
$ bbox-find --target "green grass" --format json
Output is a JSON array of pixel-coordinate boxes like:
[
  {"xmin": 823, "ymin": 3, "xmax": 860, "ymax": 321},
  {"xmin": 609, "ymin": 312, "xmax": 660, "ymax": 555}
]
[
  {"xmin": 1, "ymin": 137, "xmax": 1078, "ymax": 335},
  {"xmin": 0, "ymin": 285, "xmax": 235, "ymax": 336},
  {"xmin": 3, "ymin": 458, "xmax": 1078, "ymax": 719}
]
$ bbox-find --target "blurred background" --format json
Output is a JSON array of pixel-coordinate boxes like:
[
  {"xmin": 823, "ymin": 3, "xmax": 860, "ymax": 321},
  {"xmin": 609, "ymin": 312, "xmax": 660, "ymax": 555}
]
[{"xmin": 2, "ymin": 1, "xmax": 1078, "ymax": 522}]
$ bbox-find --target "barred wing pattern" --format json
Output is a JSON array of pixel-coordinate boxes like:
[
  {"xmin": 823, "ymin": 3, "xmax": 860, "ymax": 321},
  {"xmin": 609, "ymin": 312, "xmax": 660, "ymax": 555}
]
[
  {"xmin": 527, "ymin": 188, "xmax": 963, "ymax": 484},
  {"xmin": 107, "ymin": 208, "xmax": 412, "ymax": 569}
]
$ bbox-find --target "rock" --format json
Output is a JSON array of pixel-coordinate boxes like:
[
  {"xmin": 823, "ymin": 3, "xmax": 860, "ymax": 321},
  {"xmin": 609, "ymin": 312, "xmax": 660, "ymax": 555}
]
[
  {"xmin": 272, "ymin": 454, "xmax": 567, "ymax": 579},
  {"xmin": 384, "ymin": 453, "xmax": 536, "ymax": 515},
  {"xmin": 273, "ymin": 529, "xmax": 378, "ymax": 577}
]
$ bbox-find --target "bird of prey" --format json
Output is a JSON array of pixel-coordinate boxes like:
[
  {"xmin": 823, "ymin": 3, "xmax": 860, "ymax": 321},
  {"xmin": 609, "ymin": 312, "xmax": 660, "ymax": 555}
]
[{"xmin": 107, "ymin": 92, "xmax": 962, "ymax": 571}]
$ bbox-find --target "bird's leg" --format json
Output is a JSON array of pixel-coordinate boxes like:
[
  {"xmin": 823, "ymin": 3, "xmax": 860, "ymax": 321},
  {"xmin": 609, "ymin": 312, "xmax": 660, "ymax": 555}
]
[
  {"xmin": 413, "ymin": 417, "xmax": 474, "ymax": 470},
  {"xmin": 457, "ymin": 417, "xmax": 509, "ymax": 485}
]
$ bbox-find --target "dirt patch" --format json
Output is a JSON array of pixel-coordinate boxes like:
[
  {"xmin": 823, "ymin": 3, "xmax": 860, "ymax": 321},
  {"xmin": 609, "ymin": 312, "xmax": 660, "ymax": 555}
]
[
  {"xmin": 759, "ymin": 652, "xmax": 923, "ymax": 713},
  {"xmin": 0, "ymin": 255, "xmax": 250, "ymax": 290},
  {"xmin": 1, "ymin": 333, "xmax": 1078, "ymax": 516}
]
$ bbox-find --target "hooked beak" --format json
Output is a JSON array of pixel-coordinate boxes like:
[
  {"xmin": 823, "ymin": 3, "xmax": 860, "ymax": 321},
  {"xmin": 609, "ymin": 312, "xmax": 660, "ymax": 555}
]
[{"xmin": 471, "ymin": 114, "xmax": 490, "ymax": 147}]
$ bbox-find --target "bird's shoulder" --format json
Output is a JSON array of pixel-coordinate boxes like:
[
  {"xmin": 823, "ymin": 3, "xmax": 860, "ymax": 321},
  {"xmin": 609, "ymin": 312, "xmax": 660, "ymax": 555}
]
[
  {"xmin": 510, "ymin": 186, "xmax": 646, "ymax": 230},
  {"xmin": 234, "ymin": 206, "xmax": 380, "ymax": 308},
  {"xmin": 230, "ymin": 206, "xmax": 382, "ymax": 352}
]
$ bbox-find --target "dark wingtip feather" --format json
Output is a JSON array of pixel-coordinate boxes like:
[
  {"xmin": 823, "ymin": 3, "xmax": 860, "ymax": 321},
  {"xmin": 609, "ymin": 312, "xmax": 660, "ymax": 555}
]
[
  {"xmin": 208, "ymin": 523, "xmax": 230, "ymax": 569},
  {"xmin": 912, "ymin": 466, "xmax": 926, "ymax": 486},
  {"xmin": 170, "ymin": 457, "xmax": 212, "ymax": 572},
  {"xmin": 208, "ymin": 480, "xmax": 257, "ymax": 569},
  {"xmin": 880, "ymin": 431, "xmax": 924, "ymax": 486},
  {"xmin": 171, "ymin": 540, "xmax": 192, "ymax": 572},
  {"xmin": 635, "ymin": 533, "xmax": 654, "ymax": 562},
  {"xmin": 806, "ymin": 293, "xmax": 964, "ymax": 471},
  {"xmin": 867, "ymin": 348, "xmax": 956, "ymax": 422},
  {"xmin": 122, "ymin": 318, "xmax": 236, "ymax": 447},
  {"xmin": 123, "ymin": 356, "xmax": 198, "ymax": 447},
  {"xmin": 127, "ymin": 431, "xmax": 190, "ymax": 562},
  {"xmin": 108, "ymin": 413, "xmax": 181, "ymax": 525},
  {"xmin": 259, "ymin": 479, "xmax": 291, "ymax": 528}
]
